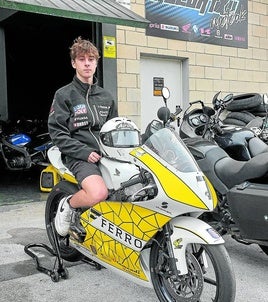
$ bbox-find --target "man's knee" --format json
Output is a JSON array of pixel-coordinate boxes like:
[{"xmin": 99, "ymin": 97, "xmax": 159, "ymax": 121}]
[{"xmin": 90, "ymin": 187, "xmax": 108, "ymax": 205}]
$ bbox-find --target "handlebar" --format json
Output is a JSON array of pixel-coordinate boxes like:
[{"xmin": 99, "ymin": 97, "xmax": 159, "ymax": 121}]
[
  {"xmin": 121, "ymin": 175, "xmax": 143, "ymax": 188},
  {"xmin": 121, "ymin": 170, "xmax": 149, "ymax": 188},
  {"xmin": 189, "ymin": 100, "xmax": 205, "ymax": 106}
]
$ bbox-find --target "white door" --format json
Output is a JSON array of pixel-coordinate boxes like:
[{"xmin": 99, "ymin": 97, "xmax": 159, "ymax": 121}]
[{"xmin": 140, "ymin": 56, "xmax": 182, "ymax": 132}]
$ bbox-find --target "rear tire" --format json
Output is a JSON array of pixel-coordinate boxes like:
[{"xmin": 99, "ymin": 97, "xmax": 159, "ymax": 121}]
[
  {"xmin": 222, "ymin": 117, "xmax": 246, "ymax": 126},
  {"xmin": 225, "ymin": 111, "xmax": 256, "ymax": 123},
  {"xmin": 226, "ymin": 93, "xmax": 262, "ymax": 111},
  {"xmin": 45, "ymin": 181, "xmax": 84, "ymax": 262},
  {"xmin": 150, "ymin": 232, "xmax": 236, "ymax": 302}
]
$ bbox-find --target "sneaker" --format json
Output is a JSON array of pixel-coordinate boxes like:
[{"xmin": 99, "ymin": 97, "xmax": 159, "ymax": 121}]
[
  {"xmin": 68, "ymin": 209, "xmax": 86, "ymax": 243},
  {"xmin": 54, "ymin": 195, "xmax": 72, "ymax": 236}
]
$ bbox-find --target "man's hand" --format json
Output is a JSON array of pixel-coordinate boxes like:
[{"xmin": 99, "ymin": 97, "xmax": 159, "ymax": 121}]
[{"xmin": 88, "ymin": 151, "xmax": 101, "ymax": 163}]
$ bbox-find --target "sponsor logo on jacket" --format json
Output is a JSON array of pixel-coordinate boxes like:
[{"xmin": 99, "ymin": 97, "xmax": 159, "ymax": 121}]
[{"xmin": 73, "ymin": 104, "xmax": 87, "ymax": 116}]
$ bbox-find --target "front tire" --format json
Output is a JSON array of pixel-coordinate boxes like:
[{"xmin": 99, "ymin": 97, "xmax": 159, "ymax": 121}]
[
  {"xmin": 150, "ymin": 233, "xmax": 236, "ymax": 302},
  {"xmin": 45, "ymin": 180, "xmax": 84, "ymax": 262}
]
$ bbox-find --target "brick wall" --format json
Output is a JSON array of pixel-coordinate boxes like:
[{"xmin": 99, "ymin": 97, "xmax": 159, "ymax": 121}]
[{"xmin": 116, "ymin": 0, "xmax": 268, "ymax": 126}]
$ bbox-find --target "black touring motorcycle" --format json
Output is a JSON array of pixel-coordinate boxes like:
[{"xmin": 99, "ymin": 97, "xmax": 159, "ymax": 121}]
[{"xmin": 178, "ymin": 92, "xmax": 268, "ymax": 256}]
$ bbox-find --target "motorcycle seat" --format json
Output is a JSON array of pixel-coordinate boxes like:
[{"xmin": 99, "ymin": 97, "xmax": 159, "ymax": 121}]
[
  {"xmin": 215, "ymin": 152, "xmax": 268, "ymax": 189},
  {"xmin": 248, "ymin": 136, "xmax": 268, "ymax": 157},
  {"xmin": 47, "ymin": 146, "xmax": 74, "ymax": 177}
]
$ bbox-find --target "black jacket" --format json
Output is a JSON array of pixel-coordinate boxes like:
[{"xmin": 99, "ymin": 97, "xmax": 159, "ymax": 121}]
[{"xmin": 48, "ymin": 75, "xmax": 118, "ymax": 161}]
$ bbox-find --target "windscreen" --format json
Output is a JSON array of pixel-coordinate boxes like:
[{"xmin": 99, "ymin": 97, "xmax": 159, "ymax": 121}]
[{"xmin": 144, "ymin": 128, "xmax": 198, "ymax": 173}]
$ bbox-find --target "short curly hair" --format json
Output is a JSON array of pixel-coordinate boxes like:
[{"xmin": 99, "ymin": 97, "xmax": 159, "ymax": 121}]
[{"xmin": 69, "ymin": 37, "xmax": 100, "ymax": 61}]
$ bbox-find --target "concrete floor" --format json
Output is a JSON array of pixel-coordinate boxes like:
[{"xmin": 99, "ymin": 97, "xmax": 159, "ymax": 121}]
[{"xmin": 0, "ymin": 167, "xmax": 48, "ymax": 205}]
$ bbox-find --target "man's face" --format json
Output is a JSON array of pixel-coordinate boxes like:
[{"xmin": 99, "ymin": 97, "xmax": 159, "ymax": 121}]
[{"xmin": 72, "ymin": 53, "xmax": 97, "ymax": 84}]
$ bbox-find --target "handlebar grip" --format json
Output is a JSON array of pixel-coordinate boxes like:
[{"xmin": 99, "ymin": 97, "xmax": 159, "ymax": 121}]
[
  {"xmin": 121, "ymin": 175, "xmax": 143, "ymax": 188},
  {"xmin": 189, "ymin": 100, "xmax": 204, "ymax": 106}
]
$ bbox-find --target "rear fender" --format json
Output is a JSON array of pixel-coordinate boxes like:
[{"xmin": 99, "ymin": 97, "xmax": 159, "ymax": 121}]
[{"xmin": 169, "ymin": 216, "xmax": 224, "ymax": 275}]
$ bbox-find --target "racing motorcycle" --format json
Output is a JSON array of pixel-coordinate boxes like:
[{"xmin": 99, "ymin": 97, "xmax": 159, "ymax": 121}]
[
  {"xmin": 178, "ymin": 93, "xmax": 268, "ymax": 256},
  {"xmin": 0, "ymin": 117, "xmax": 52, "ymax": 170},
  {"xmin": 179, "ymin": 92, "xmax": 268, "ymax": 161},
  {"xmin": 44, "ymin": 88, "xmax": 235, "ymax": 301}
]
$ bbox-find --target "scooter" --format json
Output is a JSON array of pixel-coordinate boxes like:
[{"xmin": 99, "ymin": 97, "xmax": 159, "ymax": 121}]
[
  {"xmin": 179, "ymin": 92, "xmax": 268, "ymax": 161},
  {"xmin": 43, "ymin": 88, "xmax": 236, "ymax": 302},
  {"xmin": 178, "ymin": 94, "xmax": 268, "ymax": 257}
]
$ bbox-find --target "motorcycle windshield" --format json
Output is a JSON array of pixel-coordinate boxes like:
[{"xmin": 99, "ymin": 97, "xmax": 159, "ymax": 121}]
[{"xmin": 143, "ymin": 128, "xmax": 198, "ymax": 173}]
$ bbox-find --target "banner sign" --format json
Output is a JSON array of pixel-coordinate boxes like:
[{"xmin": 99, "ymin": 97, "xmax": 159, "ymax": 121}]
[{"xmin": 145, "ymin": 0, "xmax": 248, "ymax": 48}]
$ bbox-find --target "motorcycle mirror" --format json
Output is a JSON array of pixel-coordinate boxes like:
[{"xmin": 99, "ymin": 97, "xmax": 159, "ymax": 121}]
[
  {"xmin": 161, "ymin": 87, "xmax": 170, "ymax": 106},
  {"xmin": 223, "ymin": 93, "xmax": 233, "ymax": 104},
  {"xmin": 162, "ymin": 87, "xmax": 170, "ymax": 100},
  {"xmin": 157, "ymin": 106, "xmax": 171, "ymax": 124}
]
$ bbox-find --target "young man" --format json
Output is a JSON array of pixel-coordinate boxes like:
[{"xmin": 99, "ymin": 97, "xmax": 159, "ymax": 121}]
[{"xmin": 48, "ymin": 37, "xmax": 118, "ymax": 241}]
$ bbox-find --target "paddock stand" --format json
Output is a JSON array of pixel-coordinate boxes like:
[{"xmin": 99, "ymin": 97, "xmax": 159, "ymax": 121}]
[{"xmin": 24, "ymin": 220, "xmax": 69, "ymax": 282}]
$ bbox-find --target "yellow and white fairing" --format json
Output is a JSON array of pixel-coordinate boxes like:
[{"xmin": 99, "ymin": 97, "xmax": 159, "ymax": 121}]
[
  {"xmin": 79, "ymin": 201, "xmax": 171, "ymax": 284},
  {"xmin": 130, "ymin": 128, "xmax": 217, "ymax": 214}
]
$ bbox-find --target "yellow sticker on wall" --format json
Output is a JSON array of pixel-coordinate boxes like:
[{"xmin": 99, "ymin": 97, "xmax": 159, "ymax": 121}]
[{"xmin": 103, "ymin": 36, "xmax": 116, "ymax": 58}]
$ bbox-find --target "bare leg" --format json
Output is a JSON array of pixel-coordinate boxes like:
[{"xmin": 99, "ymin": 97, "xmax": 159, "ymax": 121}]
[{"xmin": 69, "ymin": 175, "xmax": 108, "ymax": 208}]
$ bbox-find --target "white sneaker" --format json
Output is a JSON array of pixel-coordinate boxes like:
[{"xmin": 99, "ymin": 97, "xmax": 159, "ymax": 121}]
[{"xmin": 54, "ymin": 195, "xmax": 72, "ymax": 236}]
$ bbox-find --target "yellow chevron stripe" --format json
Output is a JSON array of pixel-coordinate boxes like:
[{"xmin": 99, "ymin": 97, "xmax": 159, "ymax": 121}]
[{"xmin": 131, "ymin": 148, "xmax": 208, "ymax": 209}]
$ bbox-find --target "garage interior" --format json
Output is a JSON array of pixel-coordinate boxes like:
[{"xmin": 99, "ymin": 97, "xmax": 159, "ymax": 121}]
[
  {"xmin": 0, "ymin": 12, "xmax": 100, "ymax": 203},
  {"xmin": 2, "ymin": 12, "xmax": 99, "ymax": 121}
]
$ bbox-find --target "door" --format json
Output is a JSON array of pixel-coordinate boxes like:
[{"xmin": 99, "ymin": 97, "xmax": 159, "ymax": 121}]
[{"xmin": 140, "ymin": 56, "xmax": 183, "ymax": 132}]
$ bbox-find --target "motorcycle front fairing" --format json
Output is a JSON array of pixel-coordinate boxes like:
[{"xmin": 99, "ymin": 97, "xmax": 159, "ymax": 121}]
[
  {"xmin": 130, "ymin": 128, "xmax": 224, "ymax": 275},
  {"xmin": 130, "ymin": 128, "xmax": 217, "ymax": 214}
]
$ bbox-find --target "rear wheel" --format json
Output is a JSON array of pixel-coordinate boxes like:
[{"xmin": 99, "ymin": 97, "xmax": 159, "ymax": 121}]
[
  {"xmin": 225, "ymin": 111, "xmax": 256, "ymax": 124},
  {"xmin": 226, "ymin": 93, "xmax": 262, "ymax": 111},
  {"xmin": 150, "ymin": 233, "xmax": 236, "ymax": 302},
  {"xmin": 45, "ymin": 180, "xmax": 84, "ymax": 262},
  {"xmin": 222, "ymin": 117, "xmax": 246, "ymax": 126}
]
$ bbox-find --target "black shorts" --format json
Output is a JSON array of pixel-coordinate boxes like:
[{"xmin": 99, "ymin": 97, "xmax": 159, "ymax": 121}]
[{"xmin": 64, "ymin": 158, "xmax": 102, "ymax": 185}]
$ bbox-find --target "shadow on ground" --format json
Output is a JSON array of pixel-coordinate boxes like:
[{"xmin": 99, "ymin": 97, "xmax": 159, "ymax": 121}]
[{"xmin": 0, "ymin": 167, "xmax": 48, "ymax": 205}]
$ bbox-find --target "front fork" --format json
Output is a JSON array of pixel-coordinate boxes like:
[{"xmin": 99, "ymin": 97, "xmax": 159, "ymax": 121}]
[
  {"xmin": 163, "ymin": 223, "xmax": 181, "ymax": 278},
  {"xmin": 162, "ymin": 223, "xmax": 208, "ymax": 279},
  {"xmin": 164, "ymin": 216, "xmax": 224, "ymax": 275}
]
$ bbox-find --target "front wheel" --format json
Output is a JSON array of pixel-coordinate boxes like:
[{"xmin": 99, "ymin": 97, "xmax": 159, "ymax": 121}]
[
  {"xmin": 150, "ymin": 233, "xmax": 236, "ymax": 302},
  {"xmin": 45, "ymin": 180, "xmax": 84, "ymax": 262}
]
